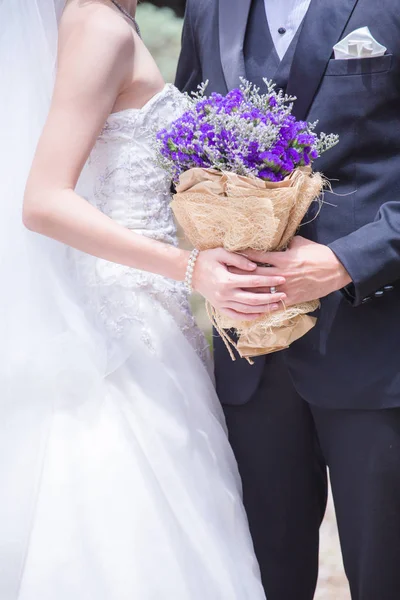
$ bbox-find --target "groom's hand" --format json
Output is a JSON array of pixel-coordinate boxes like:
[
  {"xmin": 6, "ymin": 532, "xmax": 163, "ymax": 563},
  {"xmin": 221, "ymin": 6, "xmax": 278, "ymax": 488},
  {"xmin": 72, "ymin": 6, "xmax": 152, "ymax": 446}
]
[{"xmin": 243, "ymin": 236, "xmax": 352, "ymax": 305}]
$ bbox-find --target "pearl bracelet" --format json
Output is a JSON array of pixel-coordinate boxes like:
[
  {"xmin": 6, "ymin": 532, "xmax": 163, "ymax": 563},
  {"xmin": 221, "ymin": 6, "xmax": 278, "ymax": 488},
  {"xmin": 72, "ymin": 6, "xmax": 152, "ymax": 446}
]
[{"xmin": 184, "ymin": 249, "xmax": 200, "ymax": 293}]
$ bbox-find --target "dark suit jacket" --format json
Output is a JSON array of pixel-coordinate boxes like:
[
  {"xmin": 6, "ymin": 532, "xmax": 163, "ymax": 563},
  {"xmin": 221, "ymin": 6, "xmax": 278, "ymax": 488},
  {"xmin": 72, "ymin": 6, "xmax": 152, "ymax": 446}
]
[{"xmin": 176, "ymin": 0, "xmax": 400, "ymax": 410}]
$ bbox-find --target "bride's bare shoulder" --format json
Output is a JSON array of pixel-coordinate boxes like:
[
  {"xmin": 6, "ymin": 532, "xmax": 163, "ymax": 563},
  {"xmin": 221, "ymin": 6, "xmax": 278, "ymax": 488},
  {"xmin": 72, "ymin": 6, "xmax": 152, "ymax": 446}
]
[{"xmin": 59, "ymin": 0, "xmax": 134, "ymax": 57}]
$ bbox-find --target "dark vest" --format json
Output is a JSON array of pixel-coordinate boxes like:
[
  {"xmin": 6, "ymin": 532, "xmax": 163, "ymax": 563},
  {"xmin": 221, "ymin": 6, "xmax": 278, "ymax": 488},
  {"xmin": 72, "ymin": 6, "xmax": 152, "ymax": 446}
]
[{"xmin": 244, "ymin": 0, "xmax": 302, "ymax": 92}]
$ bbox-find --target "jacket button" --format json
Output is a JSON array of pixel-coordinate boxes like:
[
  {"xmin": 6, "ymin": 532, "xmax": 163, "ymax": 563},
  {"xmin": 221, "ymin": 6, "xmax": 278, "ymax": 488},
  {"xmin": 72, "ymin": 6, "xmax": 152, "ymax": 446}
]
[
  {"xmin": 383, "ymin": 285, "xmax": 394, "ymax": 292},
  {"xmin": 362, "ymin": 296, "xmax": 372, "ymax": 304},
  {"xmin": 374, "ymin": 290, "xmax": 384, "ymax": 297}
]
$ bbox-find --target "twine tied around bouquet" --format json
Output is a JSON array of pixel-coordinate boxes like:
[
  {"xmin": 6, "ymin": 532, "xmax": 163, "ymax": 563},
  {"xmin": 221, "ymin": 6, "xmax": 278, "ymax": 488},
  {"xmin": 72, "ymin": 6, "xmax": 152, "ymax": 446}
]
[{"xmin": 173, "ymin": 167, "xmax": 325, "ymax": 360}]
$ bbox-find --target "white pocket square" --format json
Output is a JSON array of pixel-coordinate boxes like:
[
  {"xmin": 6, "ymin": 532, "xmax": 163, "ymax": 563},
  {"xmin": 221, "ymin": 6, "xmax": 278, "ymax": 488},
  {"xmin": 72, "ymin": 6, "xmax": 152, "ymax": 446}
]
[{"xmin": 333, "ymin": 26, "xmax": 387, "ymax": 60}]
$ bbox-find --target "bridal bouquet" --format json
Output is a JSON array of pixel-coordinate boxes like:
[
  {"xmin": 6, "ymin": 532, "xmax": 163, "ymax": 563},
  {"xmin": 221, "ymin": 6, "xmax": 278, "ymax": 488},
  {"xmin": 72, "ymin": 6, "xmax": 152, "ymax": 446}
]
[{"xmin": 156, "ymin": 80, "xmax": 338, "ymax": 360}]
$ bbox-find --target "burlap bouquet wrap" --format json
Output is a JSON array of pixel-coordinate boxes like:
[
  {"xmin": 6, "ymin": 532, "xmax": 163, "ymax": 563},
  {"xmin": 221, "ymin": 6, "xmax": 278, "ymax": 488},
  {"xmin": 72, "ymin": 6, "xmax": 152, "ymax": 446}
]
[{"xmin": 173, "ymin": 166, "xmax": 324, "ymax": 360}]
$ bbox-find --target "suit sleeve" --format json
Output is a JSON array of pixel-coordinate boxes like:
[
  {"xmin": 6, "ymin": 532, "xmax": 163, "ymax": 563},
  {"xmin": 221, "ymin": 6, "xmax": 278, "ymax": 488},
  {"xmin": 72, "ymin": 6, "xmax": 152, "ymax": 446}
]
[
  {"xmin": 175, "ymin": 0, "xmax": 203, "ymax": 94},
  {"xmin": 328, "ymin": 200, "xmax": 400, "ymax": 306}
]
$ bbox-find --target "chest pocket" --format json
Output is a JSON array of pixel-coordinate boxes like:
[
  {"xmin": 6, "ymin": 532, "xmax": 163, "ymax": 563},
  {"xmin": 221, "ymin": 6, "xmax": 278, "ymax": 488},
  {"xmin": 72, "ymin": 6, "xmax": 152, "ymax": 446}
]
[{"xmin": 324, "ymin": 53, "xmax": 393, "ymax": 76}]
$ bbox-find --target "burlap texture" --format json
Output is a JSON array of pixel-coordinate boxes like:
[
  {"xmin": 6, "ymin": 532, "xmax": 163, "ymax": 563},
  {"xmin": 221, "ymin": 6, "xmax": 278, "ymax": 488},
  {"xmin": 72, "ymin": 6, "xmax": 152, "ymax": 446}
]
[{"xmin": 174, "ymin": 167, "xmax": 324, "ymax": 359}]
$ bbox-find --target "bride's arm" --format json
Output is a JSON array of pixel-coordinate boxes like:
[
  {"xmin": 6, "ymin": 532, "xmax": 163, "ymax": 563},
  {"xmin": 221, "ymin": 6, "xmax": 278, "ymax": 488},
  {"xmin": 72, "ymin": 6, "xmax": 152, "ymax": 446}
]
[{"xmin": 24, "ymin": 7, "xmax": 285, "ymax": 320}]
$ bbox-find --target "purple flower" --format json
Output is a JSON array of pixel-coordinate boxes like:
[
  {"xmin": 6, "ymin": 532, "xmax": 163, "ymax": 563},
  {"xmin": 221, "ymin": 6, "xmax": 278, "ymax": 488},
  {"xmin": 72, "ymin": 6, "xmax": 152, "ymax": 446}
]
[{"xmin": 156, "ymin": 80, "xmax": 338, "ymax": 183}]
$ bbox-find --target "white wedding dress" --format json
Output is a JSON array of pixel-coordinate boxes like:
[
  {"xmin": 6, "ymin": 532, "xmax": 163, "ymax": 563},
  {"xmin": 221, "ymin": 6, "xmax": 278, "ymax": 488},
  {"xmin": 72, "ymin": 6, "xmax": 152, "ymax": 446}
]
[{"xmin": 13, "ymin": 84, "xmax": 266, "ymax": 600}]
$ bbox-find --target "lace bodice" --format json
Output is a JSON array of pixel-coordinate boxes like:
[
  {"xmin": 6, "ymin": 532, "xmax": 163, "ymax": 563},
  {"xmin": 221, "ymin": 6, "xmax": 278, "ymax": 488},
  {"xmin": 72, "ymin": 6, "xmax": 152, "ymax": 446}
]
[
  {"xmin": 89, "ymin": 84, "xmax": 185, "ymax": 245},
  {"xmin": 71, "ymin": 85, "xmax": 211, "ymax": 372}
]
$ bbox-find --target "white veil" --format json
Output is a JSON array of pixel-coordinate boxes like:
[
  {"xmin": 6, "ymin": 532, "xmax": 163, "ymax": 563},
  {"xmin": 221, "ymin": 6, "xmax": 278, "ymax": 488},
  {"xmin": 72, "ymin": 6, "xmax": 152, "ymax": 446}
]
[{"xmin": 0, "ymin": 2, "xmax": 110, "ymax": 595}]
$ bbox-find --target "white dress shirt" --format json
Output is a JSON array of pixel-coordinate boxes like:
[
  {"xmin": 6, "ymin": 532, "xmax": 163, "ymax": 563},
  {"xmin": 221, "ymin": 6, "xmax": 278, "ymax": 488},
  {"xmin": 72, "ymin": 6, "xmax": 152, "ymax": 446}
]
[{"xmin": 264, "ymin": 0, "xmax": 312, "ymax": 60}]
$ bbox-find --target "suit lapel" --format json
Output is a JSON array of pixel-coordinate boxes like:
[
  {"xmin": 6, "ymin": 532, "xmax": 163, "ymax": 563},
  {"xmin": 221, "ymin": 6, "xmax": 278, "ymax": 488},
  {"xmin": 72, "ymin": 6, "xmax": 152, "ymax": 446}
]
[
  {"xmin": 287, "ymin": 0, "xmax": 360, "ymax": 120},
  {"xmin": 219, "ymin": 0, "xmax": 252, "ymax": 91}
]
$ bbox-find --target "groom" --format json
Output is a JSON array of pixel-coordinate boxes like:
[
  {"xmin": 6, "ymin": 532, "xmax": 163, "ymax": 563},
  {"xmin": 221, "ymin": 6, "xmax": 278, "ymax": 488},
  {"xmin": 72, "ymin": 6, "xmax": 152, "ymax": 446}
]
[{"xmin": 176, "ymin": 1, "xmax": 400, "ymax": 599}]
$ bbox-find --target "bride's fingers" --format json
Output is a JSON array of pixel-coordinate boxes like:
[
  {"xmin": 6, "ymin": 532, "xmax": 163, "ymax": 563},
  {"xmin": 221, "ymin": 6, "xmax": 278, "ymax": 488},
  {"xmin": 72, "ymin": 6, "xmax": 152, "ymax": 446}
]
[
  {"xmin": 242, "ymin": 286, "xmax": 274, "ymax": 294},
  {"xmin": 218, "ymin": 249, "xmax": 257, "ymax": 271},
  {"xmin": 225, "ymin": 302, "xmax": 281, "ymax": 314},
  {"xmin": 232, "ymin": 291, "xmax": 286, "ymax": 305},
  {"xmin": 219, "ymin": 307, "xmax": 262, "ymax": 321},
  {"xmin": 227, "ymin": 272, "xmax": 284, "ymax": 289}
]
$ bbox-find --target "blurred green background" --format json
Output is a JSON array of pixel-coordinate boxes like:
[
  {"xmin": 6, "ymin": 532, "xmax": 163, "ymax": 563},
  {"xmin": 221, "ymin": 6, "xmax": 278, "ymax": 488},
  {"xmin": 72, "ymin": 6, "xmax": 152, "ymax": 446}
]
[{"xmin": 137, "ymin": 3, "xmax": 184, "ymax": 83}]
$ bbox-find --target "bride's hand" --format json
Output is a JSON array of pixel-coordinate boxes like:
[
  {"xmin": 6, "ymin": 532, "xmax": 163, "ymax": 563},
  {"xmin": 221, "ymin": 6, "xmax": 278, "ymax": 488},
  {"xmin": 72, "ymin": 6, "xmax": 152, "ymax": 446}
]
[{"xmin": 192, "ymin": 249, "xmax": 286, "ymax": 321}]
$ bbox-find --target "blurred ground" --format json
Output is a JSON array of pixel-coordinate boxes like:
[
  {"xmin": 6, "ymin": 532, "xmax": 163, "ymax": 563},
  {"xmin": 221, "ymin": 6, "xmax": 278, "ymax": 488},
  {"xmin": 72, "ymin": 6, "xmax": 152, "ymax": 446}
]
[{"xmin": 317, "ymin": 488, "xmax": 350, "ymax": 599}]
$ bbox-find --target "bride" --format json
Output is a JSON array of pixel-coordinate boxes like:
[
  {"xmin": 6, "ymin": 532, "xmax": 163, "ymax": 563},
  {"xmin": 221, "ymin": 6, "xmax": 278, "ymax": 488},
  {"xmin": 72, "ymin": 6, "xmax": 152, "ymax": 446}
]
[{"xmin": 0, "ymin": 1, "xmax": 283, "ymax": 597}]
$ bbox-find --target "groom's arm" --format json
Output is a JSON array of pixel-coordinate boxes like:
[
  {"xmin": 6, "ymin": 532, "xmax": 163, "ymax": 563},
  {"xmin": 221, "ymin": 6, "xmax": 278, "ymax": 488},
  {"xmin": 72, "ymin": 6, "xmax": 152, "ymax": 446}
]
[
  {"xmin": 175, "ymin": 0, "xmax": 203, "ymax": 94},
  {"xmin": 245, "ymin": 199, "xmax": 400, "ymax": 308},
  {"xmin": 328, "ymin": 202, "xmax": 400, "ymax": 305}
]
